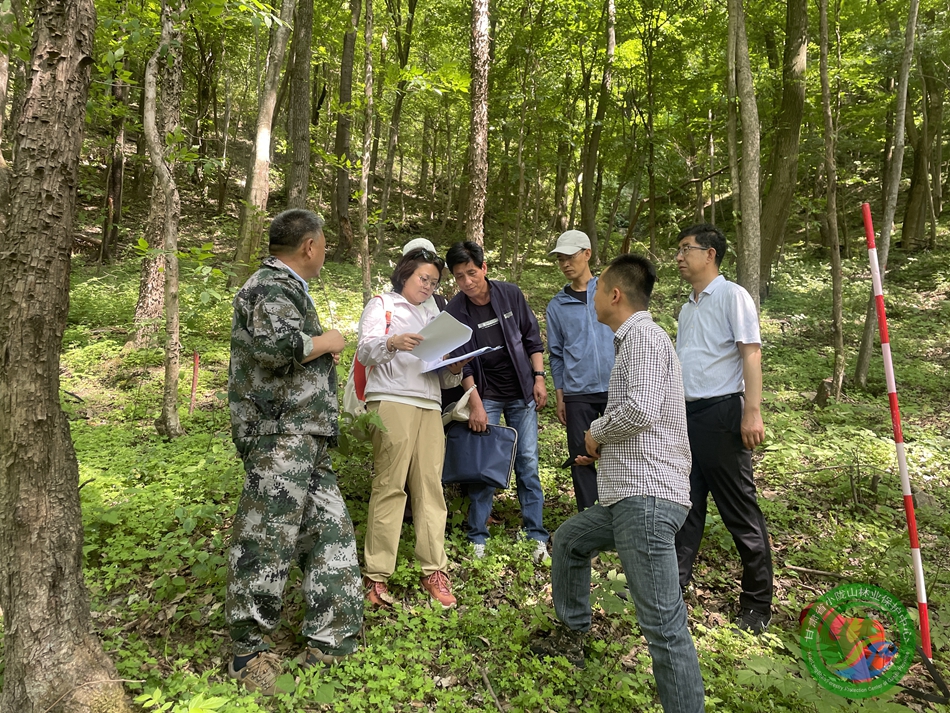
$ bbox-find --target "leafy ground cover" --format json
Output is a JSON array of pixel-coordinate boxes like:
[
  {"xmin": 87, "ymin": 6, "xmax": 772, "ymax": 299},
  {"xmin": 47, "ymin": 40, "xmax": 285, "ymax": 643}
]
[{"xmin": 4, "ymin": 219, "xmax": 950, "ymax": 712}]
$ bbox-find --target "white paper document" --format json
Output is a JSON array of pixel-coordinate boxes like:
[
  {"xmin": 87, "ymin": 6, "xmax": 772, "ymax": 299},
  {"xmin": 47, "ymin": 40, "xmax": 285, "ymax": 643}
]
[
  {"xmin": 410, "ymin": 311, "xmax": 473, "ymax": 363},
  {"xmin": 421, "ymin": 346, "xmax": 502, "ymax": 373}
]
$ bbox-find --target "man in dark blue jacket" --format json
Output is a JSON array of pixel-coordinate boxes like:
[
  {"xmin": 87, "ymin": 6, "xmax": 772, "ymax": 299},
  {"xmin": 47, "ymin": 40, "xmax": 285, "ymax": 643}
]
[
  {"xmin": 545, "ymin": 230, "xmax": 615, "ymax": 511},
  {"xmin": 445, "ymin": 241, "xmax": 549, "ymax": 562}
]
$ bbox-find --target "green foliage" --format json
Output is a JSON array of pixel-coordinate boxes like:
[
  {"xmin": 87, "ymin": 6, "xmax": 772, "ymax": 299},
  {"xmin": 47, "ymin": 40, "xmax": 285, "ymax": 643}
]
[{"xmin": 16, "ymin": 200, "xmax": 950, "ymax": 710}]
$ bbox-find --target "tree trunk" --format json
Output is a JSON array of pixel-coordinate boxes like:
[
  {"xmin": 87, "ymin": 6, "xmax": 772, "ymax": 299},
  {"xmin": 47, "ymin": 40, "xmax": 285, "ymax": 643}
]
[
  {"xmin": 900, "ymin": 56, "xmax": 942, "ymax": 251},
  {"xmin": 759, "ymin": 0, "xmax": 807, "ymax": 297},
  {"xmin": 286, "ymin": 0, "xmax": 314, "ymax": 208},
  {"xmin": 854, "ymin": 0, "xmax": 919, "ymax": 388},
  {"xmin": 463, "ymin": 0, "xmax": 490, "ymax": 246},
  {"xmin": 358, "ymin": 0, "xmax": 373, "ymax": 304},
  {"xmin": 0, "ymin": 0, "xmax": 133, "ymax": 708},
  {"xmin": 99, "ymin": 75, "xmax": 126, "ymax": 263},
  {"xmin": 373, "ymin": 0, "xmax": 418, "ymax": 257},
  {"xmin": 580, "ymin": 0, "xmax": 614, "ymax": 265},
  {"xmin": 128, "ymin": 8, "xmax": 184, "ymax": 349},
  {"xmin": 731, "ymin": 0, "xmax": 761, "ymax": 307},
  {"xmin": 329, "ymin": 0, "xmax": 361, "ymax": 260},
  {"xmin": 228, "ymin": 0, "xmax": 295, "ymax": 288},
  {"xmin": 145, "ymin": 0, "xmax": 184, "ymax": 439},
  {"xmin": 820, "ymin": 0, "xmax": 844, "ymax": 400}
]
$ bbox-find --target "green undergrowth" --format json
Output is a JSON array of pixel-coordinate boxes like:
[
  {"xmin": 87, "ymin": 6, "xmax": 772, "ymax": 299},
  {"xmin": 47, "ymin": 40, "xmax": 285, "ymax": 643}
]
[{"xmin": 3, "ymin": 240, "xmax": 950, "ymax": 711}]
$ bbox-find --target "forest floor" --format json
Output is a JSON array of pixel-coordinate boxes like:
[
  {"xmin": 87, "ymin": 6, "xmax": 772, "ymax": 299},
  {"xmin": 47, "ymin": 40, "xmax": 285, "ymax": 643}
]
[{"xmin": 4, "ymin": 191, "xmax": 950, "ymax": 712}]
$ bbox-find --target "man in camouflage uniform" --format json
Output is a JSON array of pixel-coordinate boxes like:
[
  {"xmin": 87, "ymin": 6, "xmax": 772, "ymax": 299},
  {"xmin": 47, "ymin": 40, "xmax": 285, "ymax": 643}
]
[{"xmin": 226, "ymin": 209, "xmax": 363, "ymax": 695}]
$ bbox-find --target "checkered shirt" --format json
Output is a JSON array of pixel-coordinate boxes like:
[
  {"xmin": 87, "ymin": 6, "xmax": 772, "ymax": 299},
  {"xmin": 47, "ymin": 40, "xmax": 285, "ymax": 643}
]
[{"xmin": 589, "ymin": 311, "xmax": 692, "ymax": 508}]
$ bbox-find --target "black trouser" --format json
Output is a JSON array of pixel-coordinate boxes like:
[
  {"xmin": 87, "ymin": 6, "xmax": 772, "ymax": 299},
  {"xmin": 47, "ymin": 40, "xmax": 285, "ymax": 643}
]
[
  {"xmin": 675, "ymin": 396, "xmax": 773, "ymax": 614},
  {"xmin": 565, "ymin": 398, "xmax": 608, "ymax": 512}
]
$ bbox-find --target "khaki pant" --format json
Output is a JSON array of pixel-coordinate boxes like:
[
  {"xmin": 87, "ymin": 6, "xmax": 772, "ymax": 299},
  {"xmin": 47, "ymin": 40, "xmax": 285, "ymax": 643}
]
[{"xmin": 364, "ymin": 400, "xmax": 448, "ymax": 579}]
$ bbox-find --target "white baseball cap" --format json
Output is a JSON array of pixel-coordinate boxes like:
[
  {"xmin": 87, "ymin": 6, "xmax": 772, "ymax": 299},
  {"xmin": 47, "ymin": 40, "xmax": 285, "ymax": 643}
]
[
  {"xmin": 549, "ymin": 230, "xmax": 591, "ymax": 255},
  {"xmin": 402, "ymin": 237, "xmax": 437, "ymax": 255}
]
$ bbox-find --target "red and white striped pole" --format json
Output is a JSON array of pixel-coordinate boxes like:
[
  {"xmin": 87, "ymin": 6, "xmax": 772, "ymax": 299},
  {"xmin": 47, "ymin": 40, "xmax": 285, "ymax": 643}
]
[{"xmin": 861, "ymin": 202, "xmax": 932, "ymax": 659}]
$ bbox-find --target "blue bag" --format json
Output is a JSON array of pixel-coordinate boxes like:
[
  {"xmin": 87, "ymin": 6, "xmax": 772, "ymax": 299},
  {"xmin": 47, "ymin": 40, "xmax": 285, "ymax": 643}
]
[{"xmin": 442, "ymin": 421, "xmax": 517, "ymax": 489}]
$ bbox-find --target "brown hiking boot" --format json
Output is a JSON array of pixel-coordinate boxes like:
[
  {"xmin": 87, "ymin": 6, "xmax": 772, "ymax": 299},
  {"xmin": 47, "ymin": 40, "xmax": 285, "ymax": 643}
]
[
  {"xmin": 364, "ymin": 577, "xmax": 394, "ymax": 608},
  {"xmin": 421, "ymin": 570, "xmax": 457, "ymax": 609},
  {"xmin": 297, "ymin": 645, "xmax": 350, "ymax": 669},
  {"xmin": 228, "ymin": 651, "xmax": 282, "ymax": 695}
]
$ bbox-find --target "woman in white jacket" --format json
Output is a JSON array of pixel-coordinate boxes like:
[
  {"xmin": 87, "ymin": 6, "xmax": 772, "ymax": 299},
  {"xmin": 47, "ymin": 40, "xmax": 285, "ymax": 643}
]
[{"xmin": 357, "ymin": 247, "xmax": 465, "ymax": 609}]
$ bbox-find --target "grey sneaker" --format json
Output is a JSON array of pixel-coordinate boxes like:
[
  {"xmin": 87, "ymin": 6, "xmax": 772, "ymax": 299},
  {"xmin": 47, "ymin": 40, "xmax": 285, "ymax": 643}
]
[
  {"xmin": 529, "ymin": 625, "xmax": 587, "ymax": 668},
  {"xmin": 228, "ymin": 651, "xmax": 282, "ymax": 695},
  {"xmin": 531, "ymin": 539, "xmax": 548, "ymax": 564},
  {"xmin": 473, "ymin": 543, "xmax": 486, "ymax": 559},
  {"xmin": 734, "ymin": 608, "xmax": 771, "ymax": 635}
]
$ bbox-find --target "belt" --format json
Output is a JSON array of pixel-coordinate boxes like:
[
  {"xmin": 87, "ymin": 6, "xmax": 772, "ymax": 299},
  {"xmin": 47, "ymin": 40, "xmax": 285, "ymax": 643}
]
[{"xmin": 685, "ymin": 392, "xmax": 743, "ymax": 415}]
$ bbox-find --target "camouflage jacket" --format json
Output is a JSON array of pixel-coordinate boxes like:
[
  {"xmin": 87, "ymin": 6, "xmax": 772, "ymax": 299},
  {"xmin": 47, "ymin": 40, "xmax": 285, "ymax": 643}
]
[{"xmin": 228, "ymin": 257, "xmax": 339, "ymax": 442}]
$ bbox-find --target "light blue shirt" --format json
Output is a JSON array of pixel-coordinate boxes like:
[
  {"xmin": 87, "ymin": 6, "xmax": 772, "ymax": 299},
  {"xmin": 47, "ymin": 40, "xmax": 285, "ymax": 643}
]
[{"xmin": 676, "ymin": 275, "xmax": 760, "ymax": 401}]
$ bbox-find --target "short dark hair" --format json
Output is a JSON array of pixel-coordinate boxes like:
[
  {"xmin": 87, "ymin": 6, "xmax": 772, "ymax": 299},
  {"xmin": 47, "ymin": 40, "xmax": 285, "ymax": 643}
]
[
  {"xmin": 269, "ymin": 209, "xmax": 325, "ymax": 254},
  {"xmin": 677, "ymin": 223, "xmax": 726, "ymax": 266},
  {"xmin": 445, "ymin": 241, "xmax": 485, "ymax": 273},
  {"xmin": 391, "ymin": 248, "xmax": 445, "ymax": 294},
  {"xmin": 602, "ymin": 253, "xmax": 656, "ymax": 308}
]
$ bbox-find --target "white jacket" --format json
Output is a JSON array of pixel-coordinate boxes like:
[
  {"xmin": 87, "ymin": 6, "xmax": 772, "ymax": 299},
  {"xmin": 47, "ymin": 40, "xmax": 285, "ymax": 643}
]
[{"xmin": 357, "ymin": 293, "xmax": 462, "ymax": 407}]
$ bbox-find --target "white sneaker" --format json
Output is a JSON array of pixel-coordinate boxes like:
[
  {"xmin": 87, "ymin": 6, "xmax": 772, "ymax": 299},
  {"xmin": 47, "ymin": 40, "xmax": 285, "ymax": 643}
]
[
  {"xmin": 532, "ymin": 539, "xmax": 548, "ymax": 564},
  {"xmin": 473, "ymin": 543, "xmax": 486, "ymax": 559}
]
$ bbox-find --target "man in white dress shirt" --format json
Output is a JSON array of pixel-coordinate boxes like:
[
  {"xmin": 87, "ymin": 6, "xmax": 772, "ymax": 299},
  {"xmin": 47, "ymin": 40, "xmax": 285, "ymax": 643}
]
[{"xmin": 673, "ymin": 223, "xmax": 773, "ymax": 634}]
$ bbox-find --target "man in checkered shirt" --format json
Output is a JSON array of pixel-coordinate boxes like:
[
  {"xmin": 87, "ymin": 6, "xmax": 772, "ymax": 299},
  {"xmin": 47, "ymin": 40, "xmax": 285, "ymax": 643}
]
[{"xmin": 531, "ymin": 254, "xmax": 704, "ymax": 713}]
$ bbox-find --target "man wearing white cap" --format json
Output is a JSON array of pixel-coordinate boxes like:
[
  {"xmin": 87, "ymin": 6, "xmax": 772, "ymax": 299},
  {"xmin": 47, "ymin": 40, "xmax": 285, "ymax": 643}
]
[{"xmin": 545, "ymin": 230, "xmax": 615, "ymax": 511}]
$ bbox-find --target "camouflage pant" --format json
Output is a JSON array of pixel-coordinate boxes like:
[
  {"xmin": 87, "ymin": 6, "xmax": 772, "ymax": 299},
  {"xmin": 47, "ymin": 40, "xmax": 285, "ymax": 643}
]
[{"xmin": 227, "ymin": 434, "xmax": 363, "ymax": 656}]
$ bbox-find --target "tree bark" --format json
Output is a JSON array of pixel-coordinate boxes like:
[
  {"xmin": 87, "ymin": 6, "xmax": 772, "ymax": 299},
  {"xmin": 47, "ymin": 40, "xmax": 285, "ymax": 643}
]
[
  {"xmin": 145, "ymin": 0, "xmax": 185, "ymax": 439},
  {"xmin": 900, "ymin": 55, "xmax": 942, "ymax": 251},
  {"xmin": 854, "ymin": 0, "xmax": 919, "ymax": 387},
  {"xmin": 99, "ymin": 74, "xmax": 126, "ymax": 263},
  {"xmin": 0, "ymin": 0, "xmax": 133, "ymax": 708},
  {"xmin": 287, "ymin": 0, "xmax": 314, "ymax": 208},
  {"xmin": 463, "ymin": 0, "xmax": 490, "ymax": 246},
  {"xmin": 580, "ymin": 0, "xmax": 614, "ymax": 265},
  {"xmin": 358, "ymin": 0, "xmax": 373, "ymax": 303},
  {"xmin": 228, "ymin": 0, "xmax": 295, "ymax": 288},
  {"xmin": 759, "ymin": 0, "xmax": 807, "ymax": 297},
  {"xmin": 819, "ymin": 0, "xmax": 844, "ymax": 400},
  {"xmin": 128, "ymin": 8, "xmax": 184, "ymax": 349},
  {"xmin": 731, "ymin": 0, "xmax": 761, "ymax": 307},
  {"xmin": 373, "ymin": 0, "xmax": 419, "ymax": 258},
  {"xmin": 329, "ymin": 0, "xmax": 361, "ymax": 260}
]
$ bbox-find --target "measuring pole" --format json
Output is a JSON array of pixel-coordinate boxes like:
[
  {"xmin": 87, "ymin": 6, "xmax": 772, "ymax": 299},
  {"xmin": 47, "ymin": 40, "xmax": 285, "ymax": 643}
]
[{"xmin": 861, "ymin": 202, "xmax": 932, "ymax": 659}]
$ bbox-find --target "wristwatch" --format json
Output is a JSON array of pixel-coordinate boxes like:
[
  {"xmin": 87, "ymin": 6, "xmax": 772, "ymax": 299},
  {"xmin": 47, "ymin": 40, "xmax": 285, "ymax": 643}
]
[{"xmin": 532, "ymin": 370, "xmax": 546, "ymax": 378}]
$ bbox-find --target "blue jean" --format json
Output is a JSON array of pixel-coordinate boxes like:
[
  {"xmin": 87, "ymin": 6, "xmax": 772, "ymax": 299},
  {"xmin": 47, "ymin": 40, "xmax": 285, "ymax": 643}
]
[
  {"xmin": 552, "ymin": 496, "xmax": 705, "ymax": 713},
  {"xmin": 466, "ymin": 399, "xmax": 548, "ymax": 545}
]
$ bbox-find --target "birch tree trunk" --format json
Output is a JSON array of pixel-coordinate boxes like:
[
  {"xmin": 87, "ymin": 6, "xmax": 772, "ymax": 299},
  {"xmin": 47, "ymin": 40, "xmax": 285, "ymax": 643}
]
[
  {"xmin": 228, "ymin": 0, "xmax": 295, "ymax": 288},
  {"xmin": 463, "ymin": 0, "xmax": 490, "ymax": 246},
  {"xmin": 0, "ymin": 0, "xmax": 133, "ymax": 707},
  {"xmin": 854, "ymin": 0, "xmax": 919, "ymax": 387}
]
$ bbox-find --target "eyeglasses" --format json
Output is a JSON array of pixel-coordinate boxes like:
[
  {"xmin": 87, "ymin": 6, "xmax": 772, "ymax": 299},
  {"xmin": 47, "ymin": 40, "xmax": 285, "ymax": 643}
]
[
  {"xmin": 417, "ymin": 274, "xmax": 441, "ymax": 289},
  {"xmin": 556, "ymin": 251, "xmax": 583, "ymax": 264},
  {"xmin": 675, "ymin": 245, "xmax": 708, "ymax": 257}
]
